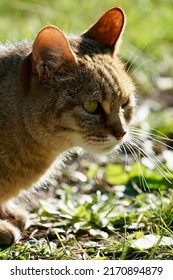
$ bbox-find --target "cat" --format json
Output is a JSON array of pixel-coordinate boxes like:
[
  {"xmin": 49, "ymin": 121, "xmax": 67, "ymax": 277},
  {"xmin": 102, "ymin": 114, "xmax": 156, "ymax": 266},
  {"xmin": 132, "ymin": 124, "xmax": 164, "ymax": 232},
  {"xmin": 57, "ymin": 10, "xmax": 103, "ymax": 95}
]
[{"xmin": 0, "ymin": 7, "xmax": 135, "ymax": 246}]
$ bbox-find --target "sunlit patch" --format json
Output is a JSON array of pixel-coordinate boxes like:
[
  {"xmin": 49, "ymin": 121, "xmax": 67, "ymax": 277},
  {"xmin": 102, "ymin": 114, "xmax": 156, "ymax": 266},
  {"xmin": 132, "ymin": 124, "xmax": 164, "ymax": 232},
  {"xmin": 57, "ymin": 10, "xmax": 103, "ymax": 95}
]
[{"xmin": 102, "ymin": 100, "xmax": 110, "ymax": 115}]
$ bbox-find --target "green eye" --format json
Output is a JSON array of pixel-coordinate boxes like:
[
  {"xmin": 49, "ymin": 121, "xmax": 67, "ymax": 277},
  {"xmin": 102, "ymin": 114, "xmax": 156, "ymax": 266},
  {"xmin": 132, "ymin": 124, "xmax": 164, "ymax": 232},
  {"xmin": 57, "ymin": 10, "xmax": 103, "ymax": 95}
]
[{"xmin": 83, "ymin": 100, "xmax": 99, "ymax": 114}]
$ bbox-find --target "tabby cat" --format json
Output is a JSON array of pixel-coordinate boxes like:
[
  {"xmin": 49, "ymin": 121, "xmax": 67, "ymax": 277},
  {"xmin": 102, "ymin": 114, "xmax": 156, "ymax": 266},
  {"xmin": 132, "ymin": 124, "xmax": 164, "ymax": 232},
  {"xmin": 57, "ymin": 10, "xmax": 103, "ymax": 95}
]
[{"xmin": 0, "ymin": 7, "xmax": 135, "ymax": 246}]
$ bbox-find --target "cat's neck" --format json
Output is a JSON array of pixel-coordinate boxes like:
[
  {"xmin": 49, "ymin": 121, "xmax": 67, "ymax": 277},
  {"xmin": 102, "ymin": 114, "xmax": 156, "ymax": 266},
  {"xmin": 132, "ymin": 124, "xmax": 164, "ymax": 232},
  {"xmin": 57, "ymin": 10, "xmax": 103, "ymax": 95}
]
[{"xmin": 0, "ymin": 41, "xmax": 75, "ymax": 188}]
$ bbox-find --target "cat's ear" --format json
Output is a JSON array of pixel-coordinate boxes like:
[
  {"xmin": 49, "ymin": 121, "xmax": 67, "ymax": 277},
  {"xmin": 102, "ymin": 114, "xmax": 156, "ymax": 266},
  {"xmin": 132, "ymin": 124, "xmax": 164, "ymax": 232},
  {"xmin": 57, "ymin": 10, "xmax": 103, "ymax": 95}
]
[
  {"xmin": 82, "ymin": 7, "xmax": 125, "ymax": 54},
  {"xmin": 31, "ymin": 25, "xmax": 77, "ymax": 78}
]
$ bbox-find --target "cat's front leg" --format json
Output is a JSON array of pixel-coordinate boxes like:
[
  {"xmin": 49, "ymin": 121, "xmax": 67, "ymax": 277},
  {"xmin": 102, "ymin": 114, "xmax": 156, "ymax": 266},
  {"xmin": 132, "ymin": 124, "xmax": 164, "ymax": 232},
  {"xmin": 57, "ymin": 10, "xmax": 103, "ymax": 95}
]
[{"xmin": 0, "ymin": 220, "xmax": 20, "ymax": 246}]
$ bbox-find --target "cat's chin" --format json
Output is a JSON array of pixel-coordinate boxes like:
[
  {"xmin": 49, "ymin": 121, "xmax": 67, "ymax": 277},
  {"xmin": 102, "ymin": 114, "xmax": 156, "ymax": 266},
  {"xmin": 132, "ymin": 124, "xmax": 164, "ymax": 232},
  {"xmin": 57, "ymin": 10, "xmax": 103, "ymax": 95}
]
[{"xmin": 83, "ymin": 144, "xmax": 119, "ymax": 155}]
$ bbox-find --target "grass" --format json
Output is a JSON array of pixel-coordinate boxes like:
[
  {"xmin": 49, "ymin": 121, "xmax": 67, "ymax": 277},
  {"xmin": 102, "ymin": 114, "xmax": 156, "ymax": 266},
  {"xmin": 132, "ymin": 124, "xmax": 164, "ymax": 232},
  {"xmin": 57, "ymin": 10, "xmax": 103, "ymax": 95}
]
[{"xmin": 0, "ymin": 0, "xmax": 173, "ymax": 259}]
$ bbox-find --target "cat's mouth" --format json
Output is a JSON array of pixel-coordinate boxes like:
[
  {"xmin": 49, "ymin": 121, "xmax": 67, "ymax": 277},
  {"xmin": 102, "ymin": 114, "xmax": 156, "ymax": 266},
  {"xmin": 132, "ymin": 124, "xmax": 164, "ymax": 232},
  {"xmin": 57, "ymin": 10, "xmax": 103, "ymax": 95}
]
[{"xmin": 81, "ymin": 133, "xmax": 127, "ymax": 154}]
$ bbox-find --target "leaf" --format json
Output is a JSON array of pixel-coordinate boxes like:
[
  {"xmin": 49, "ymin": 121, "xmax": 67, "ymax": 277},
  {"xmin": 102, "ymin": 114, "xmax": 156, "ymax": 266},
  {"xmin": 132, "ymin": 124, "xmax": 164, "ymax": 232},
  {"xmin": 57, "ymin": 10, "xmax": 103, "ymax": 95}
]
[
  {"xmin": 89, "ymin": 229, "xmax": 108, "ymax": 239},
  {"xmin": 73, "ymin": 205, "xmax": 87, "ymax": 219},
  {"xmin": 132, "ymin": 234, "xmax": 173, "ymax": 249},
  {"xmin": 74, "ymin": 221, "xmax": 91, "ymax": 231},
  {"xmin": 105, "ymin": 164, "xmax": 129, "ymax": 185}
]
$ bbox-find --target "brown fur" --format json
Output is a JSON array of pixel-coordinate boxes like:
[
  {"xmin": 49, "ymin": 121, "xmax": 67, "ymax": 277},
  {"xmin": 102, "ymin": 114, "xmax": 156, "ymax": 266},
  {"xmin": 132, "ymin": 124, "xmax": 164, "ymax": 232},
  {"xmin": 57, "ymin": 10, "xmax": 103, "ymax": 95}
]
[{"xmin": 0, "ymin": 7, "xmax": 135, "ymax": 245}]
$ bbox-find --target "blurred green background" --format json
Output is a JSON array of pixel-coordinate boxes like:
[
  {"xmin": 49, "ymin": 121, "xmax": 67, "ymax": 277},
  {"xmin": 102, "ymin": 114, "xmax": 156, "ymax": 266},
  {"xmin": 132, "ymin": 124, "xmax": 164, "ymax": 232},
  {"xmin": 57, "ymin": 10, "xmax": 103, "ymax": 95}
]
[{"xmin": 0, "ymin": 0, "xmax": 173, "ymax": 93}]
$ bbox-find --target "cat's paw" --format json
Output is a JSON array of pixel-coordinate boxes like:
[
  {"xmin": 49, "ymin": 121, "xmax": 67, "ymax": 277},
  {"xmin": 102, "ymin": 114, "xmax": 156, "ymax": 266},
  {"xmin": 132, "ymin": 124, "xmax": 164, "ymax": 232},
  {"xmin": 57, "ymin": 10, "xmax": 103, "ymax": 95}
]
[
  {"xmin": 0, "ymin": 206, "xmax": 29, "ymax": 231},
  {"xmin": 0, "ymin": 220, "xmax": 20, "ymax": 246},
  {"xmin": 8, "ymin": 208, "xmax": 29, "ymax": 231}
]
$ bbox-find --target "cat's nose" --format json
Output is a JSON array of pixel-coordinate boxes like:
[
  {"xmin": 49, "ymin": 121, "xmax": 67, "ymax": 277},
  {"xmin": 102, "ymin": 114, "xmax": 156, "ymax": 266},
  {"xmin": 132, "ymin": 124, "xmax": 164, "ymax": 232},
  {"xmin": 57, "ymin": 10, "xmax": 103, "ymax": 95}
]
[
  {"xmin": 107, "ymin": 121, "xmax": 127, "ymax": 140},
  {"xmin": 114, "ymin": 129, "xmax": 127, "ymax": 140}
]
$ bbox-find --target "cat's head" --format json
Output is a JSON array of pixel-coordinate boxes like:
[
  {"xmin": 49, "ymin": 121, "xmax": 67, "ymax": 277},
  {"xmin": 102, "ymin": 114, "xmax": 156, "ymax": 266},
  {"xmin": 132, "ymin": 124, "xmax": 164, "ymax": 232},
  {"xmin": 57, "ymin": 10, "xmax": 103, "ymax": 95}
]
[{"xmin": 22, "ymin": 7, "xmax": 136, "ymax": 155}]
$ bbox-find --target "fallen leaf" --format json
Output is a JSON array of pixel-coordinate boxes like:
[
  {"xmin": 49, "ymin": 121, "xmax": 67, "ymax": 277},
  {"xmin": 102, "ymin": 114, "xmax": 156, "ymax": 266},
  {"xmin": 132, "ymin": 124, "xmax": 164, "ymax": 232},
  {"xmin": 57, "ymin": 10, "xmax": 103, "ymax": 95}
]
[{"xmin": 132, "ymin": 234, "xmax": 173, "ymax": 249}]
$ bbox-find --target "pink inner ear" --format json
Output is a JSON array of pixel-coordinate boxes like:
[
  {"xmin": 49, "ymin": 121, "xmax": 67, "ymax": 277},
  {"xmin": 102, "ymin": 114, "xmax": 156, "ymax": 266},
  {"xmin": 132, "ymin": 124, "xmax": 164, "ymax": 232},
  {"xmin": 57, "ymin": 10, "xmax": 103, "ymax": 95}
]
[
  {"xmin": 82, "ymin": 7, "xmax": 125, "ymax": 49},
  {"xmin": 32, "ymin": 25, "xmax": 77, "ymax": 67}
]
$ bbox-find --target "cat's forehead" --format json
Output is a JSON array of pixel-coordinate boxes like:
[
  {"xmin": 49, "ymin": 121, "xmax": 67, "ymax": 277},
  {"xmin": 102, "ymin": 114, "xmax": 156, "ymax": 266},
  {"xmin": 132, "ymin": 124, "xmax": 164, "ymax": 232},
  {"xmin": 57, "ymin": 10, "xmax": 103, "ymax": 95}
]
[
  {"xmin": 76, "ymin": 55, "xmax": 131, "ymax": 101},
  {"xmin": 68, "ymin": 36, "xmax": 135, "ymax": 105},
  {"xmin": 69, "ymin": 36, "xmax": 111, "ymax": 56}
]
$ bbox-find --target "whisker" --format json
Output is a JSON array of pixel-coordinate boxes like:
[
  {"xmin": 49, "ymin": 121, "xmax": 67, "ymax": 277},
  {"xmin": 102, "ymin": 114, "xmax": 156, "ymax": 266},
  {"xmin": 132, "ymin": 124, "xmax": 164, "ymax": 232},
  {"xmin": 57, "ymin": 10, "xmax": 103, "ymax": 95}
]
[
  {"xmin": 149, "ymin": 127, "xmax": 173, "ymax": 140},
  {"xmin": 130, "ymin": 58, "xmax": 154, "ymax": 79},
  {"xmin": 130, "ymin": 128, "xmax": 173, "ymax": 150},
  {"xmin": 131, "ymin": 127, "xmax": 173, "ymax": 141},
  {"xmin": 134, "ymin": 133, "xmax": 173, "ymax": 151},
  {"xmin": 120, "ymin": 143, "xmax": 130, "ymax": 172},
  {"xmin": 125, "ymin": 44, "xmax": 149, "ymax": 74},
  {"xmin": 131, "ymin": 126, "xmax": 173, "ymax": 141},
  {"xmin": 128, "ymin": 126, "xmax": 173, "ymax": 180},
  {"xmin": 127, "ymin": 137, "xmax": 173, "ymax": 184},
  {"xmin": 123, "ymin": 142, "xmax": 150, "ymax": 191}
]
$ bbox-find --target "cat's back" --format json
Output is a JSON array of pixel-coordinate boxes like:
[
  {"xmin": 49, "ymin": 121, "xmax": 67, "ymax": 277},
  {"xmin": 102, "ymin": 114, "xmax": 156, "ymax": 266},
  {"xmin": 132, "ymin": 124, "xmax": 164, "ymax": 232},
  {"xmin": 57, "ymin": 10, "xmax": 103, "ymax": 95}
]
[
  {"xmin": 0, "ymin": 41, "xmax": 32, "ymax": 152},
  {"xmin": 0, "ymin": 41, "xmax": 31, "ymax": 118},
  {"xmin": 0, "ymin": 41, "xmax": 31, "ymax": 77}
]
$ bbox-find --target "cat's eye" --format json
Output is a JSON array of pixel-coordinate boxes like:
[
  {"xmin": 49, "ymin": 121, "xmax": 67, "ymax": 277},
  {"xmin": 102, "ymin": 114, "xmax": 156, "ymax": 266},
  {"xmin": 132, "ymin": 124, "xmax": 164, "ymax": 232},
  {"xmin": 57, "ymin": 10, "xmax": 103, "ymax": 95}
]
[
  {"xmin": 83, "ymin": 100, "xmax": 99, "ymax": 114},
  {"xmin": 122, "ymin": 98, "xmax": 129, "ymax": 109}
]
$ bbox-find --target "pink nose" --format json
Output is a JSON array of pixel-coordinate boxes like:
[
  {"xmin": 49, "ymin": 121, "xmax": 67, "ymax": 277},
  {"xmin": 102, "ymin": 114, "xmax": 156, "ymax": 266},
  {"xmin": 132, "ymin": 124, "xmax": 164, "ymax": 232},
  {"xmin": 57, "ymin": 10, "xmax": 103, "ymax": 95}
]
[{"xmin": 115, "ymin": 130, "xmax": 127, "ymax": 140}]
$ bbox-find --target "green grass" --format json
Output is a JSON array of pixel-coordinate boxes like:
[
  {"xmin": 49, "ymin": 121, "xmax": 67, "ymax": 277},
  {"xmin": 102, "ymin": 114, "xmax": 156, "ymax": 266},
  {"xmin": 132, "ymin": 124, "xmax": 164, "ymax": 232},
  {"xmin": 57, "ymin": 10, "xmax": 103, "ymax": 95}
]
[{"xmin": 0, "ymin": 0, "xmax": 173, "ymax": 260}]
